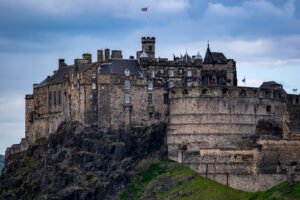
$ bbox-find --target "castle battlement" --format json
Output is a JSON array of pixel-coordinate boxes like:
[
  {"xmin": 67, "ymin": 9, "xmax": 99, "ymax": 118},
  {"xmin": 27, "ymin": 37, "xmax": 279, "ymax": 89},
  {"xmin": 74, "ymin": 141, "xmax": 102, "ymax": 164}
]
[{"xmin": 6, "ymin": 37, "xmax": 300, "ymax": 192}]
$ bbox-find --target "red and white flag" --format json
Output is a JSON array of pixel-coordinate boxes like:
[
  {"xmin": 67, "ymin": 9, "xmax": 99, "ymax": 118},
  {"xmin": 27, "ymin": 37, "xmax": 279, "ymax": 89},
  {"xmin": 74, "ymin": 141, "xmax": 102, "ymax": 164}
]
[{"xmin": 141, "ymin": 7, "xmax": 148, "ymax": 11}]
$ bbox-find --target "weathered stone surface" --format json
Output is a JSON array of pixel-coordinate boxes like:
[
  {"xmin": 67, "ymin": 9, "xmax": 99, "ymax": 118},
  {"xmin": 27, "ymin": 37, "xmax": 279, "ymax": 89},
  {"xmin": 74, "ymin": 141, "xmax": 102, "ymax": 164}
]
[{"xmin": 0, "ymin": 121, "xmax": 167, "ymax": 200}]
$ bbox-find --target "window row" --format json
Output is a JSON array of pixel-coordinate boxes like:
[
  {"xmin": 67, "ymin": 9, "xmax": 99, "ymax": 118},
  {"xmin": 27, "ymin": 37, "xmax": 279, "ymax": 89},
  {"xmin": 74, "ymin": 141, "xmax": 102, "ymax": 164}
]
[
  {"xmin": 48, "ymin": 91, "xmax": 62, "ymax": 107},
  {"xmin": 124, "ymin": 93, "xmax": 169, "ymax": 105},
  {"xmin": 202, "ymin": 76, "xmax": 226, "ymax": 86},
  {"xmin": 150, "ymin": 69, "xmax": 193, "ymax": 78},
  {"xmin": 71, "ymin": 72, "xmax": 97, "ymax": 80},
  {"xmin": 71, "ymin": 83, "xmax": 96, "ymax": 90}
]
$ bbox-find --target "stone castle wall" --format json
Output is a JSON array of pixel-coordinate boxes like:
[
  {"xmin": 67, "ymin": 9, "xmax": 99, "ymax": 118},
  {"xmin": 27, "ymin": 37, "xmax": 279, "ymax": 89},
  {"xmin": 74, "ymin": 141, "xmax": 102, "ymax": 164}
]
[{"xmin": 167, "ymin": 86, "xmax": 300, "ymax": 191}]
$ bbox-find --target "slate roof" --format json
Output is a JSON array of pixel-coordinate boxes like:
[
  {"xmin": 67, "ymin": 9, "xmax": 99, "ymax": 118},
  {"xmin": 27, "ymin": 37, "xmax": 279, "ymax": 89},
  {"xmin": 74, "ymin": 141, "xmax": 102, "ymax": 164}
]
[
  {"xmin": 260, "ymin": 81, "xmax": 282, "ymax": 89},
  {"xmin": 36, "ymin": 63, "xmax": 94, "ymax": 88},
  {"xmin": 287, "ymin": 120, "xmax": 300, "ymax": 134},
  {"xmin": 181, "ymin": 52, "xmax": 192, "ymax": 62},
  {"xmin": 99, "ymin": 59, "xmax": 142, "ymax": 75},
  {"xmin": 204, "ymin": 46, "xmax": 227, "ymax": 64}
]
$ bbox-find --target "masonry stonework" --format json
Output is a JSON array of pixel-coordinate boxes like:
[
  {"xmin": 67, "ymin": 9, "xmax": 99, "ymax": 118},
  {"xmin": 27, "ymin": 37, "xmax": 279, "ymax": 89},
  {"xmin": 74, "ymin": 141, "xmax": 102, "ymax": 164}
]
[{"xmin": 6, "ymin": 37, "xmax": 300, "ymax": 192}]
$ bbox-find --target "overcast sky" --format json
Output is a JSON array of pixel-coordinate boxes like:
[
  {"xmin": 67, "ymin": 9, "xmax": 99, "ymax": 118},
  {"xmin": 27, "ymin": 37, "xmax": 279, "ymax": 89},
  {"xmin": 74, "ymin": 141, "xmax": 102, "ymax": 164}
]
[{"xmin": 0, "ymin": 0, "xmax": 300, "ymax": 154}]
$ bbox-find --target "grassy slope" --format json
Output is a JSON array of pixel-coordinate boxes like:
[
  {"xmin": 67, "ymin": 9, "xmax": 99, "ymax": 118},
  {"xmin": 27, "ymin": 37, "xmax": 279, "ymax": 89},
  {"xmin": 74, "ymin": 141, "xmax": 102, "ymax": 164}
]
[
  {"xmin": 120, "ymin": 160, "xmax": 300, "ymax": 200},
  {"xmin": 0, "ymin": 155, "xmax": 4, "ymax": 175}
]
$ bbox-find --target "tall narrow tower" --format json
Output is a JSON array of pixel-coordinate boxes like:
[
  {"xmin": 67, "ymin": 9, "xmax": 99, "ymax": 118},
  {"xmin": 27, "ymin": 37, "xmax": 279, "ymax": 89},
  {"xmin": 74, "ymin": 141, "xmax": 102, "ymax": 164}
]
[{"xmin": 141, "ymin": 37, "xmax": 155, "ymax": 59}]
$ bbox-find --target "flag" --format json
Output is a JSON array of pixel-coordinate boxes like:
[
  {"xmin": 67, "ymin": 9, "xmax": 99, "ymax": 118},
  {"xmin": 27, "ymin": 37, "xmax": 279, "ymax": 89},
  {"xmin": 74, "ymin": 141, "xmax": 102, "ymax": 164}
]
[
  {"xmin": 242, "ymin": 77, "xmax": 246, "ymax": 83},
  {"xmin": 141, "ymin": 7, "xmax": 148, "ymax": 11}
]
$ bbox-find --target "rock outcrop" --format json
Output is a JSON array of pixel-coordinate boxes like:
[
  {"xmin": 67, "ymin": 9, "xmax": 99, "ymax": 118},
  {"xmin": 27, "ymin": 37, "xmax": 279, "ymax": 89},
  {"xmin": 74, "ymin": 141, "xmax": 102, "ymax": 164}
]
[{"xmin": 0, "ymin": 121, "xmax": 167, "ymax": 200}]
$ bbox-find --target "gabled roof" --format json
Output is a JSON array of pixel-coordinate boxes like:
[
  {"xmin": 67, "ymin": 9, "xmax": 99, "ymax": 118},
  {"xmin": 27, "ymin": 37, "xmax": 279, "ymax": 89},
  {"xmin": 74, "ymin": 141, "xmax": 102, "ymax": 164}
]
[
  {"xmin": 36, "ymin": 63, "xmax": 94, "ymax": 88},
  {"xmin": 99, "ymin": 59, "xmax": 142, "ymax": 75},
  {"xmin": 181, "ymin": 52, "xmax": 192, "ymax": 62},
  {"xmin": 204, "ymin": 45, "xmax": 227, "ymax": 64},
  {"xmin": 260, "ymin": 81, "xmax": 282, "ymax": 89}
]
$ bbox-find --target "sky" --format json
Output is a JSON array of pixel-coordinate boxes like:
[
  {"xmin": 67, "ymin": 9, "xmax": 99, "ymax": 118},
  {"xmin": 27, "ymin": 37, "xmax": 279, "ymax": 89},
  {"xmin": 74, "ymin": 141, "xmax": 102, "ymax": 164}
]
[{"xmin": 0, "ymin": 0, "xmax": 300, "ymax": 154}]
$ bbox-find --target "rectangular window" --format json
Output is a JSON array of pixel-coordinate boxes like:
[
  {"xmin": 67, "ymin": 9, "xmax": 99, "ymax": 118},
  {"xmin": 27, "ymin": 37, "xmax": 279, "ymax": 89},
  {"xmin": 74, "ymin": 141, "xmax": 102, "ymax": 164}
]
[
  {"xmin": 92, "ymin": 72, "xmax": 96, "ymax": 79},
  {"xmin": 101, "ymin": 85, "xmax": 105, "ymax": 90},
  {"xmin": 148, "ymin": 81, "xmax": 153, "ymax": 90},
  {"xmin": 187, "ymin": 70, "xmax": 192, "ymax": 77},
  {"xmin": 54, "ymin": 91, "xmax": 56, "ymax": 105},
  {"xmin": 71, "ymin": 73, "xmax": 74, "ymax": 80},
  {"xmin": 151, "ymin": 70, "xmax": 155, "ymax": 78},
  {"xmin": 124, "ymin": 80, "xmax": 130, "ymax": 89},
  {"xmin": 203, "ymin": 76, "xmax": 208, "ymax": 86},
  {"xmin": 218, "ymin": 77, "xmax": 225, "ymax": 86},
  {"xmin": 58, "ymin": 90, "xmax": 61, "ymax": 105},
  {"xmin": 169, "ymin": 81, "xmax": 174, "ymax": 88},
  {"xmin": 71, "ymin": 83, "xmax": 74, "ymax": 90},
  {"xmin": 169, "ymin": 70, "xmax": 174, "ymax": 77},
  {"xmin": 164, "ymin": 94, "xmax": 169, "ymax": 104},
  {"xmin": 187, "ymin": 82, "xmax": 192, "ymax": 87},
  {"xmin": 77, "ymin": 73, "xmax": 80, "ymax": 79},
  {"xmin": 125, "ymin": 93, "xmax": 130, "ymax": 104},
  {"xmin": 98, "ymin": 67, "xmax": 101, "ymax": 74},
  {"xmin": 100, "ymin": 94, "xmax": 106, "ymax": 103},
  {"xmin": 77, "ymin": 83, "xmax": 80, "ymax": 90},
  {"xmin": 92, "ymin": 83, "xmax": 96, "ymax": 89},
  {"xmin": 80, "ymin": 93, "xmax": 82, "ymax": 99},
  {"xmin": 125, "ymin": 69, "xmax": 130, "ymax": 76},
  {"xmin": 148, "ymin": 93, "xmax": 152, "ymax": 104},
  {"xmin": 49, "ymin": 92, "xmax": 52, "ymax": 107}
]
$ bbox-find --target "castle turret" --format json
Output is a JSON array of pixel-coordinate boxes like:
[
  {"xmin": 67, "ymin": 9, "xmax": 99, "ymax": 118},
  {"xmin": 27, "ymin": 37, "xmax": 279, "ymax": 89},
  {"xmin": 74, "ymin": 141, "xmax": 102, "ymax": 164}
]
[{"xmin": 141, "ymin": 37, "xmax": 155, "ymax": 59}]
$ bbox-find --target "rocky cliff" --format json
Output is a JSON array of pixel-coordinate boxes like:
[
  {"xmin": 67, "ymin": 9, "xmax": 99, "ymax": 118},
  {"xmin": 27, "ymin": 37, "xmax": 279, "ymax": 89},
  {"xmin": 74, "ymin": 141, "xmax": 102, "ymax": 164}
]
[
  {"xmin": 0, "ymin": 121, "xmax": 167, "ymax": 200},
  {"xmin": 0, "ymin": 155, "xmax": 4, "ymax": 175}
]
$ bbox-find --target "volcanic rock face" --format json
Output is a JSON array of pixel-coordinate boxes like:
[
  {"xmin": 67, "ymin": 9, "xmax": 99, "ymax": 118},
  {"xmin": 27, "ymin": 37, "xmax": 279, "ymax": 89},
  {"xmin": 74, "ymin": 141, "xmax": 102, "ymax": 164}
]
[{"xmin": 0, "ymin": 121, "xmax": 167, "ymax": 200}]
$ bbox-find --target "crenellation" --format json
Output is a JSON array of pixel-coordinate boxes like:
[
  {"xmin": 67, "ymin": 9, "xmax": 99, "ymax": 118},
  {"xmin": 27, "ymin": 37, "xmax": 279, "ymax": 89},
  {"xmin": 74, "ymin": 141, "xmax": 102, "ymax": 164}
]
[{"xmin": 6, "ymin": 36, "xmax": 300, "ymax": 192}]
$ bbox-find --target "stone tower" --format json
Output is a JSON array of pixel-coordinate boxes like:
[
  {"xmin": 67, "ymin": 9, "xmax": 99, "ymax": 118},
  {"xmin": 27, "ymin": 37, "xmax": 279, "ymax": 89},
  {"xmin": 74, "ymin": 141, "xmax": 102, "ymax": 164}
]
[{"xmin": 142, "ymin": 37, "xmax": 155, "ymax": 59}]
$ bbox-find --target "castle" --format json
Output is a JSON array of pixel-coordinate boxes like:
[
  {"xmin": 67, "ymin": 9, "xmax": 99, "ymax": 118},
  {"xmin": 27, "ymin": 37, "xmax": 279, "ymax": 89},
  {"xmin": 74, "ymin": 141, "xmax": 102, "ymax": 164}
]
[{"xmin": 6, "ymin": 37, "xmax": 300, "ymax": 192}]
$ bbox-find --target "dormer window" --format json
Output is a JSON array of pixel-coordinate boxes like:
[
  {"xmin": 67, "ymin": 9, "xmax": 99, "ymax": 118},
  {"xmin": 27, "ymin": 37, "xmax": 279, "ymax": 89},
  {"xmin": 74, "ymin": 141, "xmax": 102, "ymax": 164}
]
[
  {"xmin": 125, "ymin": 69, "xmax": 130, "ymax": 76},
  {"xmin": 187, "ymin": 70, "xmax": 192, "ymax": 77},
  {"xmin": 148, "ymin": 81, "xmax": 153, "ymax": 90},
  {"xmin": 169, "ymin": 70, "xmax": 174, "ymax": 77},
  {"xmin": 151, "ymin": 70, "xmax": 155, "ymax": 78}
]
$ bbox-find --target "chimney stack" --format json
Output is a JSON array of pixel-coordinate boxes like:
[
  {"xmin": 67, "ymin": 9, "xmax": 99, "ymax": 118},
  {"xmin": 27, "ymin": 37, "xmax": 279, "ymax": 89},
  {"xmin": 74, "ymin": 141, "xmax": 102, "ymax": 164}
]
[
  {"xmin": 59, "ymin": 59, "xmax": 66, "ymax": 70},
  {"xmin": 97, "ymin": 50, "xmax": 103, "ymax": 63},
  {"xmin": 111, "ymin": 50, "xmax": 123, "ymax": 59},
  {"xmin": 82, "ymin": 53, "xmax": 92, "ymax": 63},
  {"xmin": 104, "ymin": 48, "xmax": 110, "ymax": 61}
]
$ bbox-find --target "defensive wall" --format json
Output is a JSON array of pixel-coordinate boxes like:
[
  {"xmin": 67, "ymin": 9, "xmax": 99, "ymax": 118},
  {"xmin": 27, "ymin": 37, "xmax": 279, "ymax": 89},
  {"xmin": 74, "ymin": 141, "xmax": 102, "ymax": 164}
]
[{"xmin": 168, "ymin": 85, "xmax": 300, "ymax": 191}]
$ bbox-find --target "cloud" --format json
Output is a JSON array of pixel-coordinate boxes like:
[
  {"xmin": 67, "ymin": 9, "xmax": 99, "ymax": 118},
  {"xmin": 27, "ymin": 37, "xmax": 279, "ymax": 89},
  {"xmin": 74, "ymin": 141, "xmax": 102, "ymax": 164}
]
[
  {"xmin": 0, "ymin": 122, "xmax": 24, "ymax": 155},
  {"xmin": 0, "ymin": 0, "xmax": 190, "ymax": 18},
  {"xmin": 0, "ymin": 93, "xmax": 25, "ymax": 123}
]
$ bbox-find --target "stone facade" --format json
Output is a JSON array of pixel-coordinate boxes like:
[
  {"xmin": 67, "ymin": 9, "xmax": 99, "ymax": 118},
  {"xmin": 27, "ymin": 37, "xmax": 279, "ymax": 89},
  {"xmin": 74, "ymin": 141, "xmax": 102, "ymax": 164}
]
[{"xmin": 5, "ymin": 36, "xmax": 300, "ymax": 192}]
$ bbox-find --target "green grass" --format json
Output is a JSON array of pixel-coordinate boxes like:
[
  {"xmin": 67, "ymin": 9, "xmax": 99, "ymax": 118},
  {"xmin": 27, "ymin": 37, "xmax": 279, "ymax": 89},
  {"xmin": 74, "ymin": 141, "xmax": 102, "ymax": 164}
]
[{"xmin": 120, "ymin": 160, "xmax": 300, "ymax": 200}]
